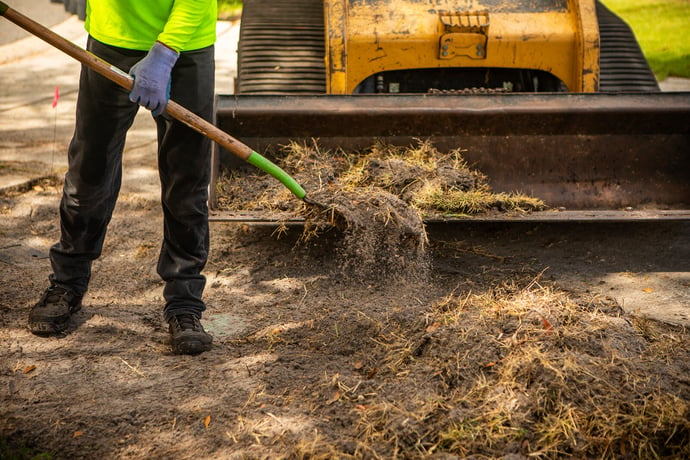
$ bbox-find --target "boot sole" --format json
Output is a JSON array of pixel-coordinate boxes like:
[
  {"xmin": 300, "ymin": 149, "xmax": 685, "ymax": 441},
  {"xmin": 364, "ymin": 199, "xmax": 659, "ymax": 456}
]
[
  {"xmin": 171, "ymin": 332, "xmax": 213, "ymax": 355},
  {"xmin": 28, "ymin": 304, "xmax": 82, "ymax": 335},
  {"xmin": 172, "ymin": 339, "xmax": 212, "ymax": 355},
  {"xmin": 29, "ymin": 319, "xmax": 69, "ymax": 334}
]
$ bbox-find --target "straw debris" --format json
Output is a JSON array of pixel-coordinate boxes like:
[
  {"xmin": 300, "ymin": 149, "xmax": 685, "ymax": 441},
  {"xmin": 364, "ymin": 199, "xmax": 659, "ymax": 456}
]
[
  {"xmin": 215, "ymin": 139, "xmax": 546, "ymax": 219},
  {"xmin": 328, "ymin": 281, "xmax": 690, "ymax": 458},
  {"xmin": 245, "ymin": 276, "xmax": 690, "ymax": 458}
]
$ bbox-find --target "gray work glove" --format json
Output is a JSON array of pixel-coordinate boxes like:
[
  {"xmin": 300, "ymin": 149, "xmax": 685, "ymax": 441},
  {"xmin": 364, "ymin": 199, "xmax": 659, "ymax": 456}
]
[{"xmin": 129, "ymin": 41, "xmax": 179, "ymax": 116}]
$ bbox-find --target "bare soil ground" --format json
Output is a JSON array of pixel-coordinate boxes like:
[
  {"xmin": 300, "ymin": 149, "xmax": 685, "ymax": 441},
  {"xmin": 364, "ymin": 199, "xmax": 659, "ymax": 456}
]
[
  {"xmin": 2, "ymin": 17, "xmax": 690, "ymax": 460},
  {"xmin": 3, "ymin": 164, "xmax": 690, "ymax": 460}
]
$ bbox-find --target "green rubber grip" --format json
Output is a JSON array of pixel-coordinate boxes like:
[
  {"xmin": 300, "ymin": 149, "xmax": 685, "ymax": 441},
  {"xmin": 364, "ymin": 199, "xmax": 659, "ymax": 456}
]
[
  {"xmin": 0, "ymin": 2, "xmax": 9, "ymax": 15},
  {"xmin": 247, "ymin": 151, "xmax": 306, "ymax": 200}
]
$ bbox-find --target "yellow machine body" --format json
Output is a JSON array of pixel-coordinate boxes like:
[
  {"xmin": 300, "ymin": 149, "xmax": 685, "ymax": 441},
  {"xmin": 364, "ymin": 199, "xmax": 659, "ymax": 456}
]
[
  {"xmin": 216, "ymin": 0, "xmax": 690, "ymax": 222},
  {"xmin": 324, "ymin": 0, "xmax": 600, "ymax": 93}
]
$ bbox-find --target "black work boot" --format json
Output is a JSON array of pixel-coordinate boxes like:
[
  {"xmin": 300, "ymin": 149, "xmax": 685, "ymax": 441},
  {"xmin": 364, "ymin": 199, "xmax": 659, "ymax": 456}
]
[
  {"xmin": 168, "ymin": 314, "xmax": 213, "ymax": 355},
  {"xmin": 28, "ymin": 285, "xmax": 82, "ymax": 334}
]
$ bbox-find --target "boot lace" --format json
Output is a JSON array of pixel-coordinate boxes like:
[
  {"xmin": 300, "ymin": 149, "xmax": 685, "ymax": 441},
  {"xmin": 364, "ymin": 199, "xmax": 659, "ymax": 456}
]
[
  {"xmin": 43, "ymin": 286, "xmax": 71, "ymax": 304},
  {"xmin": 172, "ymin": 314, "xmax": 201, "ymax": 332}
]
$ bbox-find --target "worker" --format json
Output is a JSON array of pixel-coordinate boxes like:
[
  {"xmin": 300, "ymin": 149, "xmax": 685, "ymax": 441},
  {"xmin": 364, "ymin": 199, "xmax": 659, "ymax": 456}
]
[{"xmin": 27, "ymin": 0, "xmax": 217, "ymax": 355}]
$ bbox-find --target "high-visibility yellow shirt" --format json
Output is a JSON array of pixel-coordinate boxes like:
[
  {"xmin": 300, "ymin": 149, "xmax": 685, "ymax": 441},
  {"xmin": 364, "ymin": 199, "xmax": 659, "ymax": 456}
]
[{"xmin": 84, "ymin": 0, "xmax": 217, "ymax": 52}]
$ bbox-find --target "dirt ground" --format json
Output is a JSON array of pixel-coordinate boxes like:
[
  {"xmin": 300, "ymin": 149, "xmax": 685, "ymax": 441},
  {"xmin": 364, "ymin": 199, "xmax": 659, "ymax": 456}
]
[{"xmin": 2, "ymin": 14, "xmax": 690, "ymax": 460}]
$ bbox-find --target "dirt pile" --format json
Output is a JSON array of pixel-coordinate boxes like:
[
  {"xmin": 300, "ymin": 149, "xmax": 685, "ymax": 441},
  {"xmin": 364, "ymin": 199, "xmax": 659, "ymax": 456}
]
[{"xmin": 217, "ymin": 276, "xmax": 690, "ymax": 459}]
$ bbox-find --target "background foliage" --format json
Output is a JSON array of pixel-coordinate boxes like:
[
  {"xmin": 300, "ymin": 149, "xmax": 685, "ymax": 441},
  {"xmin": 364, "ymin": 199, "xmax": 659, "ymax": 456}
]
[
  {"xmin": 603, "ymin": 0, "xmax": 690, "ymax": 79},
  {"xmin": 217, "ymin": 0, "xmax": 243, "ymax": 20}
]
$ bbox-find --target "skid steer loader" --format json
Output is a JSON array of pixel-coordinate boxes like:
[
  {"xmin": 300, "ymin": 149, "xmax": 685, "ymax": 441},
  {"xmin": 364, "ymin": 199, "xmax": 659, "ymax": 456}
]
[{"xmin": 210, "ymin": 0, "xmax": 690, "ymax": 221}]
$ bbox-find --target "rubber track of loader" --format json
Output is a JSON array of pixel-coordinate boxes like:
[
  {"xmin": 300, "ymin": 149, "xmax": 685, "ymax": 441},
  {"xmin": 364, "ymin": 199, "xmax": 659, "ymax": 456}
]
[
  {"xmin": 236, "ymin": 0, "xmax": 326, "ymax": 94},
  {"xmin": 596, "ymin": 1, "xmax": 659, "ymax": 92}
]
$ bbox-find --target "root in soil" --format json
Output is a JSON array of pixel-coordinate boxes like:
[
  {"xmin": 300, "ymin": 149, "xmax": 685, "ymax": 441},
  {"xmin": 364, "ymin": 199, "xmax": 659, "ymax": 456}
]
[{"xmin": 301, "ymin": 187, "xmax": 429, "ymax": 283}]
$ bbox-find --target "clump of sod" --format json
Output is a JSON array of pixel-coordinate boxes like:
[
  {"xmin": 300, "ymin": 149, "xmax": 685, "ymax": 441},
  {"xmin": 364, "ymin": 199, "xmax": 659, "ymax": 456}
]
[
  {"xmin": 338, "ymin": 139, "xmax": 545, "ymax": 216},
  {"xmin": 301, "ymin": 186, "xmax": 429, "ymax": 283},
  {"xmin": 215, "ymin": 139, "xmax": 545, "ymax": 281},
  {"xmin": 414, "ymin": 282, "xmax": 690, "ymax": 457},
  {"xmin": 216, "ymin": 138, "xmax": 545, "ymax": 218}
]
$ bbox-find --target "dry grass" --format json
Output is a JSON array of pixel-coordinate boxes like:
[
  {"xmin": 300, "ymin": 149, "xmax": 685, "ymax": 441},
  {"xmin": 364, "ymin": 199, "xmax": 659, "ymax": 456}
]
[
  {"xmin": 275, "ymin": 278, "xmax": 690, "ymax": 459},
  {"xmin": 215, "ymin": 139, "xmax": 546, "ymax": 218},
  {"xmin": 414, "ymin": 188, "xmax": 545, "ymax": 215},
  {"xmin": 189, "ymin": 273, "xmax": 690, "ymax": 459},
  {"xmin": 353, "ymin": 280, "xmax": 690, "ymax": 458}
]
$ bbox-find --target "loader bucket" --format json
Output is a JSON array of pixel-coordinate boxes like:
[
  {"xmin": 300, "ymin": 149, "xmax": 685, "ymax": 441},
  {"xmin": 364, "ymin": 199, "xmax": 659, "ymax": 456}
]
[{"xmin": 211, "ymin": 92, "xmax": 690, "ymax": 222}]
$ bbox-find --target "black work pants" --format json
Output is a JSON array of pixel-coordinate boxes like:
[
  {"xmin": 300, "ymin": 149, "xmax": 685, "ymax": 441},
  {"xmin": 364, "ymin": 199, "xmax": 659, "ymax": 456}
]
[{"xmin": 49, "ymin": 36, "xmax": 215, "ymax": 320}]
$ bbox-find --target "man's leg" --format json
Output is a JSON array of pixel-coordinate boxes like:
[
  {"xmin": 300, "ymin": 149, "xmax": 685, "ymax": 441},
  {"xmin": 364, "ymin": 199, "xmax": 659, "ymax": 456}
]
[
  {"xmin": 156, "ymin": 45, "xmax": 215, "ymax": 354},
  {"xmin": 29, "ymin": 38, "xmax": 141, "ymax": 334}
]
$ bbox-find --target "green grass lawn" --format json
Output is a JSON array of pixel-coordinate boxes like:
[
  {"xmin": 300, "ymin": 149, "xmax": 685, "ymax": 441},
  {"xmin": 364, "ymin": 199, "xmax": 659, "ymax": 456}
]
[{"xmin": 601, "ymin": 0, "xmax": 690, "ymax": 79}]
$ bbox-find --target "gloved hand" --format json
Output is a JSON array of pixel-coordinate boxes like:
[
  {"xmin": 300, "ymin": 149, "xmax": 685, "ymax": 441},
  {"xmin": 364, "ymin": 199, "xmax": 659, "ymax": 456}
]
[{"xmin": 129, "ymin": 41, "xmax": 179, "ymax": 117}]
